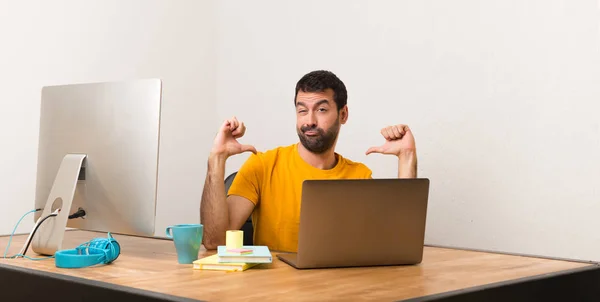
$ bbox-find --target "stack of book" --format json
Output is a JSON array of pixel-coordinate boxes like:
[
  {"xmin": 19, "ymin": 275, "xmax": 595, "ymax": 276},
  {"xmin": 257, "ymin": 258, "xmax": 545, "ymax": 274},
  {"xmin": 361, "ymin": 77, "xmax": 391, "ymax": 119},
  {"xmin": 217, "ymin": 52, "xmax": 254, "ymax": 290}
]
[{"xmin": 193, "ymin": 245, "xmax": 272, "ymax": 272}]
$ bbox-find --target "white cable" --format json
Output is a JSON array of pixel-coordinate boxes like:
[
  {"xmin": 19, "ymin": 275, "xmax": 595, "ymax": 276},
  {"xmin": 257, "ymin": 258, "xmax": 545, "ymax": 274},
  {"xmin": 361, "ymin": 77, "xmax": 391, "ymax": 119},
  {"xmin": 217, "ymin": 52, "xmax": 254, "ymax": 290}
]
[
  {"xmin": 17, "ymin": 208, "xmax": 60, "ymax": 257},
  {"xmin": 17, "ymin": 217, "xmax": 43, "ymax": 256}
]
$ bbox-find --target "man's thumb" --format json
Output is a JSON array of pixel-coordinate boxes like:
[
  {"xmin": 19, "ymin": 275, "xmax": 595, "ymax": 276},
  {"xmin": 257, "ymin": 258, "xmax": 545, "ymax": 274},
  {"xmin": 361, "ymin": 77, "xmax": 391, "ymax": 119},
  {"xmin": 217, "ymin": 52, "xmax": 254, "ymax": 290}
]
[
  {"xmin": 241, "ymin": 144, "xmax": 257, "ymax": 154},
  {"xmin": 366, "ymin": 146, "xmax": 383, "ymax": 155}
]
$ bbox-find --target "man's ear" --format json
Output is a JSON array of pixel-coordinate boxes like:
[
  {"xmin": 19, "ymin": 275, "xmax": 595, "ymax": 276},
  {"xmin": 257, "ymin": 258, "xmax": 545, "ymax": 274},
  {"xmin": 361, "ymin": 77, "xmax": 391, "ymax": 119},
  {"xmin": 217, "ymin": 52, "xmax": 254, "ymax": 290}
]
[{"xmin": 340, "ymin": 105, "xmax": 349, "ymax": 124}]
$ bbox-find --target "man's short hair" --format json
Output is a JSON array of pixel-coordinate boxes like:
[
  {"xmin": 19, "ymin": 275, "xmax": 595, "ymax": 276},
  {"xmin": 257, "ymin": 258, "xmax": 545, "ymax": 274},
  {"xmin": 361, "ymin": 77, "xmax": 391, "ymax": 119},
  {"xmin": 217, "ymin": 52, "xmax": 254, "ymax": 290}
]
[{"xmin": 294, "ymin": 70, "xmax": 347, "ymax": 110}]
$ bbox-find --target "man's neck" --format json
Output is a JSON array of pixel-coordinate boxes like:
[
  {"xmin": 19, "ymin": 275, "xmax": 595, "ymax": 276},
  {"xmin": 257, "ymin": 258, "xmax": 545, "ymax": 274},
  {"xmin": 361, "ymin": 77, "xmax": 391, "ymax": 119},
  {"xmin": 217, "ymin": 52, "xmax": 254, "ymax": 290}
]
[{"xmin": 297, "ymin": 143, "xmax": 338, "ymax": 170}]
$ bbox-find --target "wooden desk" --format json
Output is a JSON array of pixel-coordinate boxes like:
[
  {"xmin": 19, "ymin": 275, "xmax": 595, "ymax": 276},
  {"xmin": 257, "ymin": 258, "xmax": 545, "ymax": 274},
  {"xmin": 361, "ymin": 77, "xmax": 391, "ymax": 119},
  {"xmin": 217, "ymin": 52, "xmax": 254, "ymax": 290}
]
[{"xmin": 0, "ymin": 230, "xmax": 598, "ymax": 301}]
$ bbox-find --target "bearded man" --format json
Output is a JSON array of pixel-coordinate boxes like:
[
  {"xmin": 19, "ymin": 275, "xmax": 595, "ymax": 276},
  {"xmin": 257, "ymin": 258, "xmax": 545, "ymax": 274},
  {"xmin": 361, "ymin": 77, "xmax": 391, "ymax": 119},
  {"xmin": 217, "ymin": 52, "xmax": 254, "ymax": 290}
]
[{"xmin": 200, "ymin": 70, "xmax": 418, "ymax": 252}]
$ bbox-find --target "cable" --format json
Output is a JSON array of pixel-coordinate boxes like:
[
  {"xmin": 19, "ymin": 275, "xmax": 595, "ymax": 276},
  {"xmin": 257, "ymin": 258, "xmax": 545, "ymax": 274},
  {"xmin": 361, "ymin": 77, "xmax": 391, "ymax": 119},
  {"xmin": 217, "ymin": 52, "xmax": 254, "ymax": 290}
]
[
  {"xmin": 17, "ymin": 207, "xmax": 85, "ymax": 255},
  {"xmin": 68, "ymin": 208, "xmax": 86, "ymax": 219},
  {"xmin": 20, "ymin": 210, "xmax": 59, "ymax": 257},
  {"xmin": 4, "ymin": 207, "xmax": 83, "ymax": 260},
  {"xmin": 16, "ymin": 216, "xmax": 43, "ymax": 256},
  {"xmin": 10, "ymin": 254, "xmax": 54, "ymax": 260},
  {"xmin": 3, "ymin": 209, "xmax": 40, "ymax": 259},
  {"xmin": 17, "ymin": 208, "xmax": 59, "ymax": 256}
]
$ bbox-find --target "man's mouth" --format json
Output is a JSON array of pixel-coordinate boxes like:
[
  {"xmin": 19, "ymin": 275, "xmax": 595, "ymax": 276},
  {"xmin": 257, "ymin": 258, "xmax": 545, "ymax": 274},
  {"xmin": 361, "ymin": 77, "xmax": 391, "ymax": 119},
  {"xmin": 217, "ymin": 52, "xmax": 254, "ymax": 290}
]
[{"xmin": 304, "ymin": 130, "xmax": 319, "ymax": 136}]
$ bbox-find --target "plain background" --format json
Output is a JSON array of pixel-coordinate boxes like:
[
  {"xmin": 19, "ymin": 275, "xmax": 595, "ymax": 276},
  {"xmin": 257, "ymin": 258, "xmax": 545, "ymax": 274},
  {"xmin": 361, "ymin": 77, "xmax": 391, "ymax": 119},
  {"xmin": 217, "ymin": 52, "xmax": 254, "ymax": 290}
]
[
  {"xmin": 0, "ymin": 0, "xmax": 216, "ymax": 241},
  {"xmin": 2, "ymin": 0, "xmax": 600, "ymax": 262}
]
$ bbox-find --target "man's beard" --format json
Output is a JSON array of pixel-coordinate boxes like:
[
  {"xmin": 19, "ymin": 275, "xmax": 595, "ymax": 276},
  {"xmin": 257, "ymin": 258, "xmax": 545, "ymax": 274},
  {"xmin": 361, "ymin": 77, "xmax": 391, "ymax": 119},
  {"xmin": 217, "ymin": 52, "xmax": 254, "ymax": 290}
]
[{"xmin": 297, "ymin": 120, "xmax": 340, "ymax": 154}]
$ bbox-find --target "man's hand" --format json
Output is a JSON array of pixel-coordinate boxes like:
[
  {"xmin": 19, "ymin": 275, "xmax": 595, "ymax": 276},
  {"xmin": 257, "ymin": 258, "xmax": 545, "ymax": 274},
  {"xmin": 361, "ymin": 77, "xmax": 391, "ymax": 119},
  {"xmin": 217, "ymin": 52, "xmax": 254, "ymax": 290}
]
[
  {"xmin": 211, "ymin": 116, "xmax": 257, "ymax": 158},
  {"xmin": 366, "ymin": 124, "xmax": 417, "ymax": 178},
  {"xmin": 366, "ymin": 124, "xmax": 416, "ymax": 157}
]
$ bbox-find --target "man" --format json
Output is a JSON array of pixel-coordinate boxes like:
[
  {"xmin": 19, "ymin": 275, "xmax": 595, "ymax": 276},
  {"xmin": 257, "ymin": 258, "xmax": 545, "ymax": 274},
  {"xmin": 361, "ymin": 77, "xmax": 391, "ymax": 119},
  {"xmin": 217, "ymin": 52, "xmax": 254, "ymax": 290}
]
[{"xmin": 200, "ymin": 70, "xmax": 417, "ymax": 251}]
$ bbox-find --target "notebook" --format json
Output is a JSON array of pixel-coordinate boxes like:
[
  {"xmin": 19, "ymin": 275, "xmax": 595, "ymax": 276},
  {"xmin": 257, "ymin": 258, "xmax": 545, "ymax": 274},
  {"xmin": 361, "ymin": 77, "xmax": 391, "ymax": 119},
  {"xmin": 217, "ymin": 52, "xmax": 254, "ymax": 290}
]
[
  {"xmin": 217, "ymin": 245, "xmax": 272, "ymax": 263},
  {"xmin": 192, "ymin": 254, "xmax": 259, "ymax": 272},
  {"xmin": 226, "ymin": 248, "xmax": 253, "ymax": 255}
]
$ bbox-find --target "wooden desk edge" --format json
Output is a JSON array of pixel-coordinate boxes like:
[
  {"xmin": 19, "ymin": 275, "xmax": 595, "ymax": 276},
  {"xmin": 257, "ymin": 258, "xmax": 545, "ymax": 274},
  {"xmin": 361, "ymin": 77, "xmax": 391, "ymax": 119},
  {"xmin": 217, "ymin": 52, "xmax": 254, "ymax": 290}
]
[
  {"xmin": 0, "ymin": 262, "xmax": 201, "ymax": 302},
  {"xmin": 399, "ymin": 264, "xmax": 600, "ymax": 301},
  {"xmin": 425, "ymin": 243, "xmax": 599, "ymax": 265},
  {"xmin": 1, "ymin": 259, "xmax": 598, "ymax": 302}
]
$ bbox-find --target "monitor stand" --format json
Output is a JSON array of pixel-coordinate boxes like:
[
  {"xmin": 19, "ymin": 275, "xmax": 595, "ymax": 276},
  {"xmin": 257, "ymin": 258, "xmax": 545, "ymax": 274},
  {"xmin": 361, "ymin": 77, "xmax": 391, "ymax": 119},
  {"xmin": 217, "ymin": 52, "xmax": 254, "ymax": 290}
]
[{"xmin": 31, "ymin": 154, "xmax": 87, "ymax": 256}]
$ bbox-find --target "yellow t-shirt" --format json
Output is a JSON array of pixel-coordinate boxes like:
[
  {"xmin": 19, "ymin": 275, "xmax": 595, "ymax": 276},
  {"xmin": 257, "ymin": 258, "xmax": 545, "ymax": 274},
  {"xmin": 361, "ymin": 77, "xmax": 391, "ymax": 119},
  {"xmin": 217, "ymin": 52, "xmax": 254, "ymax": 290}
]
[{"xmin": 227, "ymin": 143, "xmax": 372, "ymax": 252}]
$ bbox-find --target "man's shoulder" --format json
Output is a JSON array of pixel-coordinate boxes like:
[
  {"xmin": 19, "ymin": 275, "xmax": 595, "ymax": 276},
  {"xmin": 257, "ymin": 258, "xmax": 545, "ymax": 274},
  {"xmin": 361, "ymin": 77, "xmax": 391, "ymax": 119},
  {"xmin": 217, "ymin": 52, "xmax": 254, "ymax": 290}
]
[
  {"xmin": 245, "ymin": 144, "xmax": 296, "ymax": 165},
  {"xmin": 337, "ymin": 153, "xmax": 366, "ymax": 166},
  {"xmin": 254, "ymin": 144, "xmax": 295, "ymax": 159},
  {"xmin": 338, "ymin": 154, "xmax": 373, "ymax": 175}
]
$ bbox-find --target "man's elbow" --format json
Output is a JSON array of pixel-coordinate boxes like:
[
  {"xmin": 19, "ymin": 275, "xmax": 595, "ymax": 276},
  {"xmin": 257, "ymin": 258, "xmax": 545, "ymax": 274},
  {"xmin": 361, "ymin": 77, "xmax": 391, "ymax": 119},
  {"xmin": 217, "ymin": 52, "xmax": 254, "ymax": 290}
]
[
  {"xmin": 202, "ymin": 234, "xmax": 225, "ymax": 250},
  {"xmin": 203, "ymin": 241, "xmax": 218, "ymax": 250},
  {"xmin": 202, "ymin": 238, "xmax": 219, "ymax": 250}
]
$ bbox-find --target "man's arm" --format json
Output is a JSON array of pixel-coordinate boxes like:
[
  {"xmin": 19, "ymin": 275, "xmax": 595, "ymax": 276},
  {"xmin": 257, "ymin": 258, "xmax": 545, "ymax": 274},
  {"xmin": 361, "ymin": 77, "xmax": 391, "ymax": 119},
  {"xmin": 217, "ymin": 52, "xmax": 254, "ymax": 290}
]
[
  {"xmin": 200, "ymin": 116, "xmax": 257, "ymax": 250},
  {"xmin": 200, "ymin": 154, "xmax": 255, "ymax": 250},
  {"xmin": 200, "ymin": 154, "xmax": 228, "ymax": 249},
  {"xmin": 398, "ymin": 149, "xmax": 417, "ymax": 178}
]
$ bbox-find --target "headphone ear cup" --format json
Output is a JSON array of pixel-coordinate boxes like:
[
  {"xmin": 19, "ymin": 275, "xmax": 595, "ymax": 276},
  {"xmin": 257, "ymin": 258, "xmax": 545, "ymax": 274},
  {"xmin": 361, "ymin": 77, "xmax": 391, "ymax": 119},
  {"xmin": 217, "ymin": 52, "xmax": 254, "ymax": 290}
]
[
  {"xmin": 107, "ymin": 239, "xmax": 121, "ymax": 263},
  {"xmin": 94, "ymin": 237, "xmax": 121, "ymax": 264}
]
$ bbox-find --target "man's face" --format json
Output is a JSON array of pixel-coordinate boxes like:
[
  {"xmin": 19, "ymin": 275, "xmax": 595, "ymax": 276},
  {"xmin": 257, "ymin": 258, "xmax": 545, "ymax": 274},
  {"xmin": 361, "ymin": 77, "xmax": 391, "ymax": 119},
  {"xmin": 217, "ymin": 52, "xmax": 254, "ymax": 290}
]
[{"xmin": 295, "ymin": 89, "xmax": 347, "ymax": 154}]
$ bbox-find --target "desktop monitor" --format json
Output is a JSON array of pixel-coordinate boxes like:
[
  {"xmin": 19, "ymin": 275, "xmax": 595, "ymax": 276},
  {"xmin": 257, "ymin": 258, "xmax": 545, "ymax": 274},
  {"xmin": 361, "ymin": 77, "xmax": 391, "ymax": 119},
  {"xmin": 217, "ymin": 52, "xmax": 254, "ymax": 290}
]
[{"xmin": 31, "ymin": 79, "xmax": 162, "ymax": 255}]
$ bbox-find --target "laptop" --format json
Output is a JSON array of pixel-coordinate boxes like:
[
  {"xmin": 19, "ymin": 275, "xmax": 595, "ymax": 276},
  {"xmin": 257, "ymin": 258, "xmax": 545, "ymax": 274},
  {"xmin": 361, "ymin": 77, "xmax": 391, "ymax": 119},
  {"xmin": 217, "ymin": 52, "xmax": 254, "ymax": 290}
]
[{"xmin": 277, "ymin": 178, "xmax": 430, "ymax": 269}]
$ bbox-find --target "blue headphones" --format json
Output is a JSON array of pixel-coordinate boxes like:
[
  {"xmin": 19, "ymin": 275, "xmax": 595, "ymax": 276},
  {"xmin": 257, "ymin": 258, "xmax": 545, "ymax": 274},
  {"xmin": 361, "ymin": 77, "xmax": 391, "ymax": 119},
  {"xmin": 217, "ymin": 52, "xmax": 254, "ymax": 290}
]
[{"xmin": 54, "ymin": 233, "xmax": 121, "ymax": 268}]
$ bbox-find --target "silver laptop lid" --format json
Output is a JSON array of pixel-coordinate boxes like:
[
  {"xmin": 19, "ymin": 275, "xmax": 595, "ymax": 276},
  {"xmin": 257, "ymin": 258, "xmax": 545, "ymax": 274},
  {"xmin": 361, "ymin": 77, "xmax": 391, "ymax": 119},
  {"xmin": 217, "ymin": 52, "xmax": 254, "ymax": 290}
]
[{"xmin": 296, "ymin": 178, "xmax": 430, "ymax": 268}]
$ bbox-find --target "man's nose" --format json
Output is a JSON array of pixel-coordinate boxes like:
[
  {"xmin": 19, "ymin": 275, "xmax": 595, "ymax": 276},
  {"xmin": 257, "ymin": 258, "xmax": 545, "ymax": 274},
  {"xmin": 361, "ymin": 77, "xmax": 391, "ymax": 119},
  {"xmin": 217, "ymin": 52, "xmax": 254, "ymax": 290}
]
[{"xmin": 306, "ymin": 112, "xmax": 317, "ymax": 127}]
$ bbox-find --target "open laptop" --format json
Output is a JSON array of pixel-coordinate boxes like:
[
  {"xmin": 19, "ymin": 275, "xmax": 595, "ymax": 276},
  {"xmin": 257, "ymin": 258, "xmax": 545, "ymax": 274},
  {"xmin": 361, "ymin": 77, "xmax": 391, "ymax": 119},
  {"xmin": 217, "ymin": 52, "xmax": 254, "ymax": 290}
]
[{"xmin": 277, "ymin": 178, "xmax": 430, "ymax": 269}]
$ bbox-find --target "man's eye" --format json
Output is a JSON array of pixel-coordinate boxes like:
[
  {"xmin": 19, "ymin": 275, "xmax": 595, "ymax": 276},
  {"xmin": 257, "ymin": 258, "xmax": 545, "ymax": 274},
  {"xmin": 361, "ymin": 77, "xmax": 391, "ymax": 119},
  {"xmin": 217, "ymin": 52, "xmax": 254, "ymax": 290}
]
[{"xmin": 318, "ymin": 108, "xmax": 327, "ymax": 112}]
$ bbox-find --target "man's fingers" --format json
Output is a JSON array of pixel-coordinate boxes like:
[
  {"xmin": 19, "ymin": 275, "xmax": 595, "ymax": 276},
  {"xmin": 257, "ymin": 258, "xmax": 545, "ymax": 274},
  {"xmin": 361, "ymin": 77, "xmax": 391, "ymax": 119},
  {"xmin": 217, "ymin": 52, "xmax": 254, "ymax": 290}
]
[
  {"xmin": 220, "ymin": 119, "xmax": 233, "ymax": 133},
  {"xmin": 228, "ymin": 117, "xmax": 239, "ymax": 132},
  {"xmin": 366, "ymin": 146, "xmax": 383, "ymax": 155},
  {"xmin": 222, "ymin": 116, "xmax": 246, "ymax": 136},
  {"xmin": 383, "ymin": 124, "xmax": 409, "ymax": 140},
  {"xmin": 391, "ymin": 126, "xmax": 403, "ymax": 139},
  {"xmin": 232, "ymin": 116, "xmax": 240, "ymax": 129},
  {"xmin": 232, "ymin": 122, "xmax": 246, "ymax": 138},
  {"xmin": 381, "ymin": 128, "xmax": 391, "ymax": 140},
  {"xmin": 241, "ymin": 144, "xmax": 257, "ymax": 154},
  {"xmin": 399, "ymin": 124, "xmax": 410, "ymax": 134},
  {"xmin": 385, "ymin": 128, "xmax": 396, "ymax": 140}
]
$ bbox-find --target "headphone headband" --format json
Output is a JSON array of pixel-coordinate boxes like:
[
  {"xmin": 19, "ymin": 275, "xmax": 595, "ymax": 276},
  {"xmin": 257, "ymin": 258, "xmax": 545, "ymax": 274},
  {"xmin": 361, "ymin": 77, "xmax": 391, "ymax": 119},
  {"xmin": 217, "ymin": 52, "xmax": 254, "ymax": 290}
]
[{"xmin": 54, "ymin": 233, "xmax": 121, "ymax": 268}]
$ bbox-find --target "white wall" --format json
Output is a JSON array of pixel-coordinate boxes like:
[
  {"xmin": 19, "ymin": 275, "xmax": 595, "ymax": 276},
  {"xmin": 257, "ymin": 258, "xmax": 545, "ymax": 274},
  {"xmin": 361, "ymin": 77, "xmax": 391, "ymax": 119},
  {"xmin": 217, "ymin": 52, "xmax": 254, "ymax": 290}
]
[
  {"xmin": 216, "ymin": 0, "xmax": 600, "ymax": 262},
  {"xmin": 0, "ymin": 0, "xmax": 216, "ymax": 237},
  {"xmin": 4, "ymin": 0, "xmax": 600, "ymax": 263}
]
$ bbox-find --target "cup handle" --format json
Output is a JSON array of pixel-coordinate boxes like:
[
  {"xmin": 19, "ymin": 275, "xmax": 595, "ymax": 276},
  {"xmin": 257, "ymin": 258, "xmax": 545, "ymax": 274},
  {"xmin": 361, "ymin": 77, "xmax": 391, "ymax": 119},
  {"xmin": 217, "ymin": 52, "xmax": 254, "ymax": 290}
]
[{"xmin": 166, "ymin": 226, "xmax": 173, "ymax": 239}]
